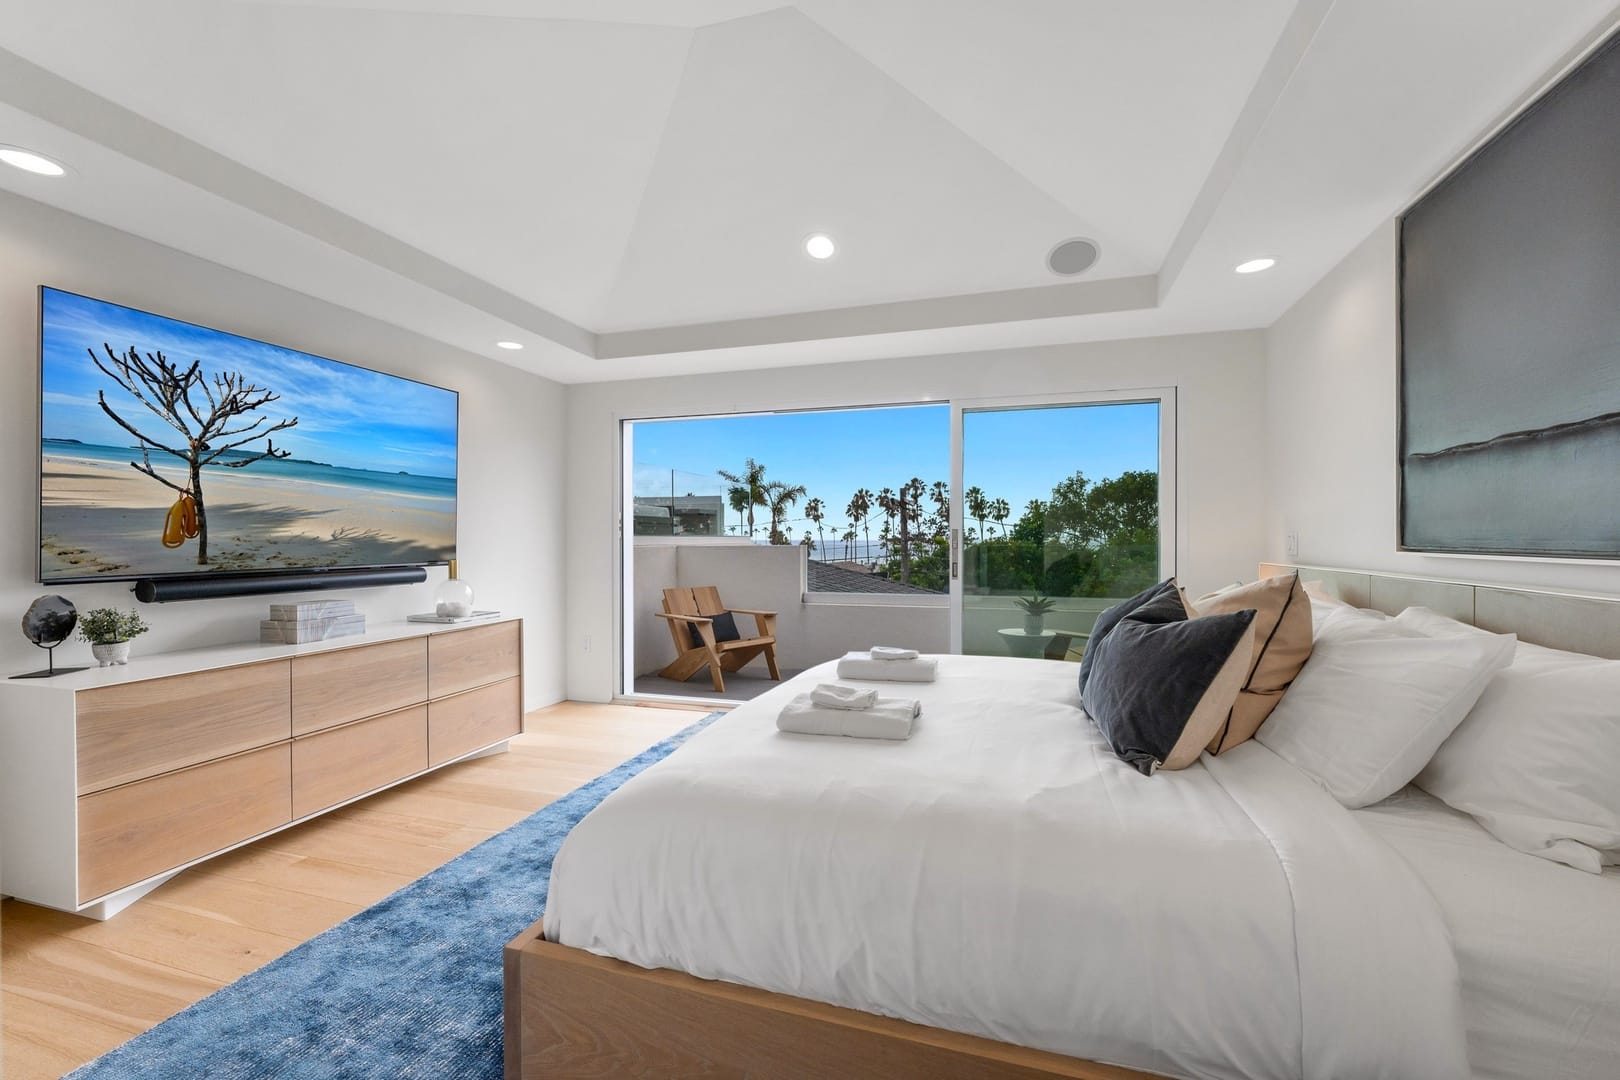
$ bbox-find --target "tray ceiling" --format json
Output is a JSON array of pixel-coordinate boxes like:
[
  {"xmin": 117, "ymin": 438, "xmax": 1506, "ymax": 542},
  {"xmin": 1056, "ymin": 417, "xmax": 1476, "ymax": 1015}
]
[{"xmin": 0, "ymin": 0, "xmax": 1615, "ymax": 381}]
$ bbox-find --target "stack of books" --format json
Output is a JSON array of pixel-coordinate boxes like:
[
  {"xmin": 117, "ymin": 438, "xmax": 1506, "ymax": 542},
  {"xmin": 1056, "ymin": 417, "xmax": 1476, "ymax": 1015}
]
[{"xmin": 260, "ymin": 599, "xmax": 366, "ymax": 644}]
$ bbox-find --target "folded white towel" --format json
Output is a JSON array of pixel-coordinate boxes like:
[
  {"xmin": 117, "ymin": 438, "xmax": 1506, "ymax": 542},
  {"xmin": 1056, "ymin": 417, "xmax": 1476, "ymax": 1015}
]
[
  {"xmin": 777, "ymin": 694, "xmax": 920, "ymax": 739},
  {"xmin": 836, "ymin": 651, "xmax": 938, "ymax": 682},
  {"xmin": 868, "ymin": 645, "xmax": 920, "ymax": 660},
  {"xmin": 810, "ymin": 683, "xmax": 879, "ymax": 710}
]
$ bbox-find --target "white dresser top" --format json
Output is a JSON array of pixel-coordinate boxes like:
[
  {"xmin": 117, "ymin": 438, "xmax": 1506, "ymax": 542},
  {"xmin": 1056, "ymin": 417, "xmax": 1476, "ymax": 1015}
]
[{"xmin": 4, "ymin": 616, "xmax": 519, "ymax": 694}]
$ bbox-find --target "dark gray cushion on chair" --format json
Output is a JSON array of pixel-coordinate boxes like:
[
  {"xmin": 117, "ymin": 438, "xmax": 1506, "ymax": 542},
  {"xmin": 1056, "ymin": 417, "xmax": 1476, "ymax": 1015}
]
[
  {"xmin": 690, "ymin": 610, "xmax": 741, "ymax": 649},
  {"xmin": 1085, "ymin": 589, "xmax": 1257, "ymax": 776},
  {"xmin": 1079, "ymin": 578, "xmax": 1180, "ymax": 699}
]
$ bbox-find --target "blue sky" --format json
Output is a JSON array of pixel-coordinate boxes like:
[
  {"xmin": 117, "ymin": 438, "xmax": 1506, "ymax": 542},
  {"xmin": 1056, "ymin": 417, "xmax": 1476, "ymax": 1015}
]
[
  {"xmin": 40, "ymin": 288, "xmax": 458, "ymax": 477},
  {"xmin": 631, "ymin": 401, "xmax": 1158, "ymax": 537}
]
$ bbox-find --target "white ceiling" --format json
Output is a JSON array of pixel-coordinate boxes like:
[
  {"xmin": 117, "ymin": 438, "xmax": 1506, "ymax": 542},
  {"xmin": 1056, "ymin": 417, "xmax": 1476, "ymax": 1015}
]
[{"xmin": 0, "ymin": 0, "xmax": 1616, "ymax": 382}]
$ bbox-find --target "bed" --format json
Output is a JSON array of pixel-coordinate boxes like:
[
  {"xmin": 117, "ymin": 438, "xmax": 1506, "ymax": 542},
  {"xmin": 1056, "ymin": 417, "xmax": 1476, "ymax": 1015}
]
[
  {"xmin": 1355, "ymin": 787, "xmax": 1620, "ymax": 1080},
  {"xmin": 506, "ymin": 565, "xmax": 1620, "ymax": 1079}
]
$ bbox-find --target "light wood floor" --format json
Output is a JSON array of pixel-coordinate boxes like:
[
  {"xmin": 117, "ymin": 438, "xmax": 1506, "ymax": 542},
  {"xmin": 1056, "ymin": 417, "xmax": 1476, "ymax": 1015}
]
[{"xmin": 0, "ymin": 701, "xmax": 701, "ymax": 1080}]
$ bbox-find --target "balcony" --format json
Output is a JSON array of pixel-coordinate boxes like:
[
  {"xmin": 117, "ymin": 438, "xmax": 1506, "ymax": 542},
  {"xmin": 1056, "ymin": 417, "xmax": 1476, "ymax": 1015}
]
[{"xmin": 629, "ymin": 538, "xmax": 1110, "ymax": 703}]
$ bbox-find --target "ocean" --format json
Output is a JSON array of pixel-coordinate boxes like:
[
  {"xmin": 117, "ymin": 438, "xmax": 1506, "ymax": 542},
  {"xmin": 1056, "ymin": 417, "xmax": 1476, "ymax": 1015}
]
[{"xmin": 42, "ymin": 439, "xmax": 457, "ymax": 501}]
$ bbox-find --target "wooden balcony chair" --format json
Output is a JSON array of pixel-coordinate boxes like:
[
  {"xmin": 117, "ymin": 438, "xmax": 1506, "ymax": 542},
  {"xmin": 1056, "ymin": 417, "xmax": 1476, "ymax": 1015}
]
[{"xmin": 656, "ymin": 586, "xmax": 780, "ymax": 693}]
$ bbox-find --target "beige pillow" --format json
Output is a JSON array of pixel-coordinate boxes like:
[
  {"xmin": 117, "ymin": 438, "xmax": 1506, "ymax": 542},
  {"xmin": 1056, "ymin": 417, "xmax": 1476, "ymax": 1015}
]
[{"xmin": 1194, "ymin": 572, "xmax": 1313, "ymax": 753}]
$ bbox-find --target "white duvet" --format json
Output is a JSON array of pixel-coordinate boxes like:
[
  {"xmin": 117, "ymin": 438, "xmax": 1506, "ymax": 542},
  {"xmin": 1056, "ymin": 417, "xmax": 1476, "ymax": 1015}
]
[{"xmin": 546, "ymin": 656, "xmax": 1470, "ymax": 1080}]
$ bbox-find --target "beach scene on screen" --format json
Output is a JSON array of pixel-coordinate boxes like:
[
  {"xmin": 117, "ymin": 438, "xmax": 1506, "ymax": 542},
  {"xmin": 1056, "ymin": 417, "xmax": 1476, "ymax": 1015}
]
[{"xmin": 39, "ymin": 289, "xmax": 458, "ymax": 581}]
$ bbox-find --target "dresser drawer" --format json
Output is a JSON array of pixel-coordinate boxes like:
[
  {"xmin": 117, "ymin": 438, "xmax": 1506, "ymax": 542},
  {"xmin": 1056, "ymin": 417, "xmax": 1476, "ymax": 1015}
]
[
  {"xmin": 291, "ymin": 638, "xmax": 428, "ymax": 736},
  {"xmin": 76, "ymin": 661, "xmax": 292, "ymax": 795},
  {"xmin": 428, "ymin": 621, "xmax": 520, "ymax": 698},
  {"xmin": 427, "ymin": 677, "xmax": 521, "ymax": 767},
  {"xmin": 292, "ymin": 705, "xmax": 428, "ymax": 818},
  {"xmin": 78, "ymin": 742, "xmax": 292, "ymax": 903}
]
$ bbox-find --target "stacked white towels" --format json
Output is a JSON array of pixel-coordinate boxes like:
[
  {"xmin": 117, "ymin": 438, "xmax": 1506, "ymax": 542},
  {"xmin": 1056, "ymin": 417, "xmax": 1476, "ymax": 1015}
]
[
  {"xmin": 810, "ymin": 683, "xmax": 878, "ymax": 710},
  {"xmin": 777, "ymin": 684, "xmax": 921, "ymax": 740},
  {"xmin": 835, "ymin": 649, "xmax": 938, "ymax": 682}
]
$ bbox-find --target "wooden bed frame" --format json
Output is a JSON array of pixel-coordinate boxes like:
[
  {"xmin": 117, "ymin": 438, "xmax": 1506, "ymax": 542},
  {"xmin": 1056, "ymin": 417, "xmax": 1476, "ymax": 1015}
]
[
  {"xmin": 505, "ymin": 563, "xmax": 1620, "ymax": 1079},
  {"xmin": 503, "ymin": 916, "xmax": 1152, "ymax": 1080}
]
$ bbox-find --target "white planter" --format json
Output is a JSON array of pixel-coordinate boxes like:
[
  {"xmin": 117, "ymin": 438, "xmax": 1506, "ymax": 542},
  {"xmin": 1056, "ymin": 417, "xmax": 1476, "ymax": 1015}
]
[
  {"xmin": 91, "ymin": 641, "xmax": 131, "ymax": 667},
  {"xmin": 1023, "ymin": 614, "xmax": 1044, "ymax": 635}
]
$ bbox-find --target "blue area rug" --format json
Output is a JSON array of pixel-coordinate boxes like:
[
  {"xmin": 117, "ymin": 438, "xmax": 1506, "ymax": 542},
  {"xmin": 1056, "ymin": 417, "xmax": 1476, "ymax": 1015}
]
[{"xmin": 68, "ymin": 713, "xmax": 721, "ymax": 1080}]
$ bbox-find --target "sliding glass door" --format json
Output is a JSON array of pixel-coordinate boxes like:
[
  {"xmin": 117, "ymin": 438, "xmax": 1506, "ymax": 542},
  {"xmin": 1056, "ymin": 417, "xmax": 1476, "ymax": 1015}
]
[{"xmin": 950, "ymin": 390, "xmax": 1175, "ymax": 660}]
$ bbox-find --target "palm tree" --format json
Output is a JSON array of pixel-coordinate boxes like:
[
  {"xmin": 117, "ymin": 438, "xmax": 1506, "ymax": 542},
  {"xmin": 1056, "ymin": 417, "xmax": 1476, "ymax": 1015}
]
[
  {"xmin": 841, "ymin": 526, "xmax": 857, "ymax": 562},
  {"xmin": 726, "ymin": 486, "xmax": 752, "ymax": 537},
  {"xmin": 804, "ymin": 497, "xmax": 826, "ymax": 561},
  {"xmin": 800, "ymin": 530, "xmax": 814, "ymax": 548},
  {"xmin": 895, "ymin": 477, "xmax": 926, "ymax": 584},
  {"xmin": 877, "ymin": 487, "xmax": 897, "ymax": 560},
  {"xmin": 965, "ymin": 485, "xmax": 989, "ymax": 543},
  {"xmin": 846, "ymin": 488, "xmax": 873, "ymax": 565},
  {"xmin": 928, "ymin": 480, "xmax": 950, "ymax": 538},
  {"xmin": 990, "ymin": 497, "xmax": 1011, "ymax": 537},
  {"xmin": 765, "ymin": 480, "xmax": 807, "ymax": 545},
  {"xmin": 717, "ymin": 458, "xmax": 769, "ymax": 540}
]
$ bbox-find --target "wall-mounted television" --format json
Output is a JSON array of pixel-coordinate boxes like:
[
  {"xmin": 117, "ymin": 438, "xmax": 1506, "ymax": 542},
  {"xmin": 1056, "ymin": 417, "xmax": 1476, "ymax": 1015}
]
[{"xmin": 38, "ymin": 286, "xmax": 458, "ymax": 585}]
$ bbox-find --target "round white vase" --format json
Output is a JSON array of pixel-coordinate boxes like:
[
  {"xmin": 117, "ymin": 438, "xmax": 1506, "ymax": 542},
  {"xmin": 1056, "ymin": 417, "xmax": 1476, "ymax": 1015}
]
[
  {"xmin": 91, "ymin": 641, "xmax": 131, "ymax": 667},
  {"xmin": 435, "ymin": 577, "xmax": 475, "ymax": 618}
]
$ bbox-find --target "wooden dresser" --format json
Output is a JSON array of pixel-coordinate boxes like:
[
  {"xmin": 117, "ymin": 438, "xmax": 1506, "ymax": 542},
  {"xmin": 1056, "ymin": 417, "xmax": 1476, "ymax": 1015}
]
[{"xmin": 0, "ymin": 618, "xmax": 522, "ymax": 919}]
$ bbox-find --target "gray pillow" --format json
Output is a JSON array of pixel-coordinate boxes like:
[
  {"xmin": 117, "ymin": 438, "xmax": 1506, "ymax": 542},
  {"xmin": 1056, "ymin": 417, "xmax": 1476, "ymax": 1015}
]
[
  {"xmin": 1078, "ymin": 578, "xmax": 1180, "ymax": 699},
  {"xmin": 1085, "ymin": 589, "xmax": 1256, "ymax": 775}
]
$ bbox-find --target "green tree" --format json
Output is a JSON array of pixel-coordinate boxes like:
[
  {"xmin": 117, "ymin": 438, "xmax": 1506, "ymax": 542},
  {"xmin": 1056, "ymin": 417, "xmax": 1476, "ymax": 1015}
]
[
  {"xmin": 964, "ymin": 485, "xmax": 989, "ymax": 543},
  {"xmin": 990, "ymin": 497, "xmax": 1011, "ymax": 537},
  {"xmin": 765, "ymin": 480, "xmax": 807, "ymax": 545},
  {"xmin": 804, "ymin": 497, "xmax": 826, "ymax": 560},
  {"xmin": 847, "ymin": 488, "xmax": 874, "ymax": 565},
  {"xmin": 718, "ymin": 458, "xmax": 769, "ymax": 540},
  {"xmin": 928, "ymin": 480, "xmax": 950, "ymax": 537}
]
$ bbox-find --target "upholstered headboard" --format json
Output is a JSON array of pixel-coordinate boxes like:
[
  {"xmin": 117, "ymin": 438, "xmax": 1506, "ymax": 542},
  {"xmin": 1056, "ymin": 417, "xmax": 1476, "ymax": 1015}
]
[{"xmin": 1260, "ymin": 562, "xmax": 1620, "ymax": 660}]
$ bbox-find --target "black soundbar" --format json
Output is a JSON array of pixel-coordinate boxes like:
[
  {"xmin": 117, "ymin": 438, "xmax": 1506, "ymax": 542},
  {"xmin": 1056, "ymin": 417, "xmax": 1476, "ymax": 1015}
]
[{"xmin": 134, "ymin": 566, "xmax": 428, "ymax": 603}]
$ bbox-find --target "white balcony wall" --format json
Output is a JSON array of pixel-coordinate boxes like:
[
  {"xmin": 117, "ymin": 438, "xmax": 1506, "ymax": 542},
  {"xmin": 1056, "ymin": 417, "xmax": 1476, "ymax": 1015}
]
[{"xmin": 632, "ymin": 538, "xmax": 946, "ymax": 680}]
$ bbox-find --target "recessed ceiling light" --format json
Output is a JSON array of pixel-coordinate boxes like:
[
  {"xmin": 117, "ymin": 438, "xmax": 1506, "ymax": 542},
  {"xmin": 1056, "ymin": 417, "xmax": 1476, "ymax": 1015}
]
[
  {"xmin": 0, "ymin": 145, "xmax": 66, "ymax": 177},
  {"xmin": 496, "ymin": 340, "xmax": 523, "ymax": 350},
  {"xmin": 805, "ymin": 234, "xmax": 836, "ymax": 260},
  {"xmin": 1235, "ymin": 257, "xmax": 1276, "ymax": 274}
]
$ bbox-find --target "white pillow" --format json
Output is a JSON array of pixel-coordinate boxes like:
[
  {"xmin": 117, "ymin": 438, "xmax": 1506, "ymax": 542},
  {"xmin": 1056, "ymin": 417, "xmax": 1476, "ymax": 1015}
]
[
  {"xmin": 1256, "ymin": 618, "xmax": 1516, "ymax": 808},
  {"xmin": 1397, "ymin": 607, "xmax": 1620, "ymax": 874},
  {"xmin": 1313, "ymin": 600, "xmax": 1394, "ymax": 639}
]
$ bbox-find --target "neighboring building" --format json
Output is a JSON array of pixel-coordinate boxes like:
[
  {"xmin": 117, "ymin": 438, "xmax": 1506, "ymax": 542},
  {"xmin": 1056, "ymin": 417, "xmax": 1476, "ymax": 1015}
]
[{"xmin": 632, "ymin": 495, "xmax": 726, "ymax": 536}]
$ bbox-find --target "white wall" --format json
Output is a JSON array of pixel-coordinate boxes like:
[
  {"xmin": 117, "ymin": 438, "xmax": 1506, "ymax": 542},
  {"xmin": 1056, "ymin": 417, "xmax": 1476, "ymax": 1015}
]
[
  {"xmin": 0, "ymin": 191, "xmax": 567, "ymax": 707},
  {"xmin": 1266, "ymin": 220, "xmax": 1620, "ymax": 596},
  {"xmin": 567, "ymin": 330, "xmax": 1269, "ymax": 701}
]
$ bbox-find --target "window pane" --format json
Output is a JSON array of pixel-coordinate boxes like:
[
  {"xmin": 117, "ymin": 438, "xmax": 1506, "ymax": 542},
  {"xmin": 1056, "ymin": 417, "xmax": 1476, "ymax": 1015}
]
[
  {"xmin": 629, "ymin": 405, "xmax": 949, "ymax": 593},
  {"xmin": 961, "ymin": 401, "xmax": 1161, "ymax": 660}
]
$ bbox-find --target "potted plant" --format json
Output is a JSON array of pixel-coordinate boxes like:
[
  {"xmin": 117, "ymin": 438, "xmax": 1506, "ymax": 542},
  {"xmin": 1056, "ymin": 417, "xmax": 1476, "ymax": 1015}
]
[
  {"xmin": 1016, "ymin": 594, "xmax": 1056, "ymax": 635},
  {"xmin": 78, "ymin": 608, "xmax": 149, "ymax": 667}
]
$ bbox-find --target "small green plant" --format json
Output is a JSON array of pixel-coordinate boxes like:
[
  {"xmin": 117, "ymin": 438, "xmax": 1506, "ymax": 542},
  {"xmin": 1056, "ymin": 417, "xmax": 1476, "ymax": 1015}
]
[
  {"xmin": 1015, "ymin": 594, "xmax": 1056, "ymax": 616},
  {"xmin": 77, "ymin": 608, "xmax": 150, "ymax": 645}
]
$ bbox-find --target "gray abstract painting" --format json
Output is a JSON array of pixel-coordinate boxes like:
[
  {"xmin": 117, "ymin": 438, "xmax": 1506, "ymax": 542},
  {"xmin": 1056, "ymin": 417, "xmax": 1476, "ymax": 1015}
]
[{"xmin": 1400, "ymin": 31, "xmax": 1620, "ymax": 557}]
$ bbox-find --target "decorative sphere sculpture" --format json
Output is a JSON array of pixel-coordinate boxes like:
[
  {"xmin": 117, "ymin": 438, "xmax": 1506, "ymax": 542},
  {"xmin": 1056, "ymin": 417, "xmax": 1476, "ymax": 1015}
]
[{"xmin": 22, "ymin": 595, "xmax": 77, "ymax": 648}]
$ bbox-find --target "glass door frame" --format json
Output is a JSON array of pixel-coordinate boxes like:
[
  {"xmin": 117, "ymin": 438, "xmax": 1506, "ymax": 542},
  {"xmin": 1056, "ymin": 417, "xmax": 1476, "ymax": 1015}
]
[{"xmin": 947, "ymin": 387, "xmax": 1178, "ymax": 655}]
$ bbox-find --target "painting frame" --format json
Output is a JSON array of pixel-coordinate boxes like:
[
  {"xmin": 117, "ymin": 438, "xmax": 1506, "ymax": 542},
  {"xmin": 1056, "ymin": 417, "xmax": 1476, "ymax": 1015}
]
[{"xmin": 1397, "ymin": 26, "xmax": 1620, "ymax": 561}]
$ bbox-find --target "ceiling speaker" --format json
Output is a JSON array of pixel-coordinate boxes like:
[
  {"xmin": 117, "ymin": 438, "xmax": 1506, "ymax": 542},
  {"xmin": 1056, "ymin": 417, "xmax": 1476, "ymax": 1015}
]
[{"xmin": 1047, "ymin": 238, "xmax": 1100, "ymax": 276}]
